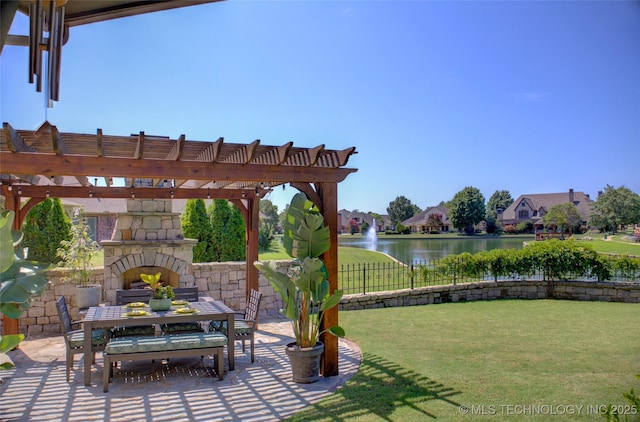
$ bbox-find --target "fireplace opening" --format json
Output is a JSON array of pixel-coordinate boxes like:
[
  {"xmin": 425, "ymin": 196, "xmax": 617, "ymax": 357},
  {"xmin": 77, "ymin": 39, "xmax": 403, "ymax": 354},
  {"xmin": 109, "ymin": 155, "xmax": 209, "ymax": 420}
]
[{"xmin": 121, "ymin": 267, "xmax": 179, "ymax": 290}]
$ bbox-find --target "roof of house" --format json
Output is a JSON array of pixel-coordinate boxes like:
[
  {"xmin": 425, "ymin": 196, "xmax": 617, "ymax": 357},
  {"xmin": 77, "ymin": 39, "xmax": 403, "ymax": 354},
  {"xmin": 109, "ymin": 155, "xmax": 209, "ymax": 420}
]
[
  {"xmin": 402, "ymin": 205, "xmax": 450, "ymax": 226},
  {"xmin": 501, "ymin": 190, "xmax": 594, "ymax": 223}
]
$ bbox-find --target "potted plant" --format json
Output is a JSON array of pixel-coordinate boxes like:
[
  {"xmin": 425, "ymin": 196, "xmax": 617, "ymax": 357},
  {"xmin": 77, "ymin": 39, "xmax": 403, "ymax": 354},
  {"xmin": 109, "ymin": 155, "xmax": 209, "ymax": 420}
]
[
  {"xmin": 57, "ymin": 209, "xmax": 102, "ymax": 308},
  {"xmin": 254, "ymin": 192, "xmax": 344, "ymax": 383},
  {"xmin": 141, "ymin": 272, "xmax": 174, "ymax": 311}
]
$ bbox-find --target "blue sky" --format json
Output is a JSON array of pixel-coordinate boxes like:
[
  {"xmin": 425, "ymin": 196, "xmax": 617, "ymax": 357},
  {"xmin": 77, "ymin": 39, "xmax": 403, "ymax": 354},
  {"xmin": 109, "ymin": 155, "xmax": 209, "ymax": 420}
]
[{"xmin": 2, "ymin": 1, "xmax": 639, "ymax": 215}]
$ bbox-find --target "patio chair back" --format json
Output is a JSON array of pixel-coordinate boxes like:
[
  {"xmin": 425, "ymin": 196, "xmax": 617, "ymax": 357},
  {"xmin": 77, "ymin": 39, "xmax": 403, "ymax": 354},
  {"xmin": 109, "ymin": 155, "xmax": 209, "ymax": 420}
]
[
  {"xmin": 244, "ymin": 288, "xmax": 263, "ymax": 324},
  {"xmin": 56, "ymin": 295, "xmax": 74, "ymax": 334},
  {"xmin": 115, "ymin": 289, "xmax": 152, "ymax": 305},
  {"xmin": 173, "ymin": 287, "xmax": 199, "ymax": 302}
]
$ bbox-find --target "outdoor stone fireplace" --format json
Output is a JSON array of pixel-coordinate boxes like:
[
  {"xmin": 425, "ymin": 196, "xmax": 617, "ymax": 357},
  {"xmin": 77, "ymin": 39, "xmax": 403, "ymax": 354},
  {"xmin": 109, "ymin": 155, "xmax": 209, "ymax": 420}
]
[{"xmin": 101, "ymin": 199, "xmax": 197, "ymax": 304}]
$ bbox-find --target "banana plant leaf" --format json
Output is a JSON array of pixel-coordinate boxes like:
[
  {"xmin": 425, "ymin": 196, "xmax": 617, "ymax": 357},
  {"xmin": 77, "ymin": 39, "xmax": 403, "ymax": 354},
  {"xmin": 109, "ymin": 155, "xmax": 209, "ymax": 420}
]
[{"xmin": 0, "ymin": 334, "xmax": 24, "ymax": 369}]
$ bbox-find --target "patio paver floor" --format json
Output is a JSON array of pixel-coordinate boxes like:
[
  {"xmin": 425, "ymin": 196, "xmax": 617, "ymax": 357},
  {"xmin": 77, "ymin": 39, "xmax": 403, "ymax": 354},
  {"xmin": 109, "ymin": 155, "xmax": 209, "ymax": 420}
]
[{"xmin": 1, "ymin": 317, "xmax": 361, "ymax": 422}]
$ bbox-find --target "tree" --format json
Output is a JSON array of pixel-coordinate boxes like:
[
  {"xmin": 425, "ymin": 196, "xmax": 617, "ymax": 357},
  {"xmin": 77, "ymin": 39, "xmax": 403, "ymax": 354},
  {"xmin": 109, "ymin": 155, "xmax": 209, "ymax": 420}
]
[
  {"xmin": 259, "ymin": 199, "xmax": 280, "ymax": 229},
  {"xmin": 542, "ymin": 202, "xmax": 582, "ymax": 237},
  {"xmin": 589, "ymin": 185, "xmax": 640, "ymax": 233},
  {"xmin": 57, "ymin": 209, "xmax": 101, "ymax": 287},
  {"xmin": 221, "ymin": 205, "xmax": 245, "ymax": 261},
  {"xmin": 486, "ymin": 190, "xmax": 513, "ymax": 221},
  {"xmin": 258, "ymin": 199, "xmax": 278, "ymax": 250},
  {"xmin": 208, "ymin": 200, "xmax": 245, "ymax": 262},
  {"xmin": 181, "ymin": 199, "xmax": 214, "ymax": 262},
  {"xmin": 426, "ymin": 213, "xmax": 443, "ymax": 233},
  {"xmin": 22, "ymin": 198, "xmax": 71, "ymax": 263},
  {"xmin": 347, "ymin": 218, "xmax": 360, "ymax": 235},
  {"xmin": 449, "ymin": 186, "xmax": 486, "ymax": 235},
  {"xmin": 387, "ymin": 196, "xmax": 420, "ymax": 226}
]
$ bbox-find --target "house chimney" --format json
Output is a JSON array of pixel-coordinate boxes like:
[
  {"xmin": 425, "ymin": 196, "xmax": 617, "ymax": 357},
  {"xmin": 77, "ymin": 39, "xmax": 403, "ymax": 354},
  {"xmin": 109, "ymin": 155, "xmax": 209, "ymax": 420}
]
[
  {"xmin": 569, "ymin": 188, "xmax": 574, "ymax": 203},
  {"xmin": 598, "ymin": 190, "xmax": 603, "ymax": 199}
]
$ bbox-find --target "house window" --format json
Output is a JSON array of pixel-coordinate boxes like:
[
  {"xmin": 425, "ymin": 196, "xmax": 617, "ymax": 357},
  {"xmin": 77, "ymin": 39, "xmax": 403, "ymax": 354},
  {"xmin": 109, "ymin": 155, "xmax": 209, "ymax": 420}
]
[
  {"xmin": 87, "ymin": 216, "xmax": 97, "ymax": 242},
  {"xmin": 518, "ymin": 210, "xmax": 529, "ymax": 219}
]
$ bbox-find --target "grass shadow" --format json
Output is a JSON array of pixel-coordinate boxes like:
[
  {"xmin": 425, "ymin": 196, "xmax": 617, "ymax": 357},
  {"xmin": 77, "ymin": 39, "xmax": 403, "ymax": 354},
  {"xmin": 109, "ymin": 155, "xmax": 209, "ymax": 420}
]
[{"xmin": 286, "ymin": 351, "xmax": 462, "ymax": 421}]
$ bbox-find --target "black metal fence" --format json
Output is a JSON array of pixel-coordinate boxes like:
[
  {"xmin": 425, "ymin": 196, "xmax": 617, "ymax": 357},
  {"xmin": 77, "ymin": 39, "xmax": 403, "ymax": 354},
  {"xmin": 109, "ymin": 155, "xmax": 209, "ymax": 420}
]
[{"xmin": 338, "ymin": 257, "xmax": 640, "ymax": 295}]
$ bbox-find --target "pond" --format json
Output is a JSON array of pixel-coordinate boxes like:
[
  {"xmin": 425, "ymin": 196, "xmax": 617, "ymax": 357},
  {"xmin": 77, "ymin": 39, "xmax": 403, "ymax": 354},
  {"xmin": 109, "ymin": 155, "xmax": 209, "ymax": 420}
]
[{"xmin": 338, "ymin": 235, "xmax": 528, "ymax": 264}]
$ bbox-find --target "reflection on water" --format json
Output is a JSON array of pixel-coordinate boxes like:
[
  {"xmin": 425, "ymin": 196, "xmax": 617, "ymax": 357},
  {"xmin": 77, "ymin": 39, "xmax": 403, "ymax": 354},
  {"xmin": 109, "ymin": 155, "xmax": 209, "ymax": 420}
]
[{"xmin": 339, "ymin": 236, "xmax": 526, "ymax": 264}]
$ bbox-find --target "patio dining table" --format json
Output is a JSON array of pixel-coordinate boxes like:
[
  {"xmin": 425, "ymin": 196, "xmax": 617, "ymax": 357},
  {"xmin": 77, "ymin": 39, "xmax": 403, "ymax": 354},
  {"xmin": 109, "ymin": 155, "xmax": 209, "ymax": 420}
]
[{"xmin": 82, "ymin": 296, "xmax": 235, "ymax": 386}]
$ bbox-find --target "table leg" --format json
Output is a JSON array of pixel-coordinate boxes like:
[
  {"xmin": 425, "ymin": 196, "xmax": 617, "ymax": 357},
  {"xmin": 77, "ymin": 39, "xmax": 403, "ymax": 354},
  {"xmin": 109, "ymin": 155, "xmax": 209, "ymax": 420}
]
[
  {"xmin": 228, "ymin": 314, "xmax": 235, "ymax": 370},
  {"xmin": 83, "ymin": 321, "xmax": 92, "ymax": 386}
]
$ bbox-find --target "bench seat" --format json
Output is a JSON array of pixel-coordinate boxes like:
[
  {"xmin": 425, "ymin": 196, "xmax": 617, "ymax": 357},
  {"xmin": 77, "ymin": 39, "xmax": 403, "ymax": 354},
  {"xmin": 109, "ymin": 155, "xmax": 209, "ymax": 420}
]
[{"xmin": 102, "ymin": 332, "xmax": 227, "ymax": 392}]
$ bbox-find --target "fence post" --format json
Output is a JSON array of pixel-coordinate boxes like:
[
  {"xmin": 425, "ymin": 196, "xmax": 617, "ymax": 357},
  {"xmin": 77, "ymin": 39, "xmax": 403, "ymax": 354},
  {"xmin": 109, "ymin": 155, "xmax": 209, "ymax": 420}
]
[
  {"xmin": 362, "ymin": 264, "xmax": 366, "ymax": 295},
  {"xmin": 410, "ymin": 263, "xmax": 414, "ymax": 290}
]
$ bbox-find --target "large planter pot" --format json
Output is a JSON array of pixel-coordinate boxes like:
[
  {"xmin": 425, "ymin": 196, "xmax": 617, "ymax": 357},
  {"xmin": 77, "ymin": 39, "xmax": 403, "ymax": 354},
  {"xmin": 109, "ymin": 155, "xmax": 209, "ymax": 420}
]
[
  {"xmin": 149, "ymin": 298, "xmax": 172, "ymax": 311},
  {"xmin": 285, "ymin": 341, "xmax": 324, "ymax": 384},
  {"xmin": 75, "ymin": 284, "xmax": 102, "ymax": 308}
]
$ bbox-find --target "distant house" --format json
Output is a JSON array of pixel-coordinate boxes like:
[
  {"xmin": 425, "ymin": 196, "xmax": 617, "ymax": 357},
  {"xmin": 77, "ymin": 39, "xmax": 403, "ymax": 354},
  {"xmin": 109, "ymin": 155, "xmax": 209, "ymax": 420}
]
[
  {"xmin": 338, "ymin": 209, "xmax": 390, "ymax": 233},
  {"xmin": 402, "ymin": 205, "xmax": 452, "ymax": 233},
  {"xmin": 499, "ymin": 189, "xmax": 594, "ymax": 227}
]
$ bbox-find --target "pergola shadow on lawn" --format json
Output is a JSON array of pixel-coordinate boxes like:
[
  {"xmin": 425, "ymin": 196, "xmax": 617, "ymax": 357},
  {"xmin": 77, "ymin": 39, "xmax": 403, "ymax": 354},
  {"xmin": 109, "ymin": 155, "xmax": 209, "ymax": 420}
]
[
  {"xmin": 0, "ymin": 122, "xmax": 357, "ymax": 376},
  {"xmin": 287, "ymin": 351, "xmax": 463, "ymax": 421}
]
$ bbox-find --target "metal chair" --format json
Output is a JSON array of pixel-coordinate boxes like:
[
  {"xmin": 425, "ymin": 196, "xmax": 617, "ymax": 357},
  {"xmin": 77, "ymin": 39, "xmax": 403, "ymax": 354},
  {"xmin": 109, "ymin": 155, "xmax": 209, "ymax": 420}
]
[
  {"xmin": 55, "ymin": 296, "xmax": 109, "ymax": 382},
  {"xmin": 161, "ymin": 287, "xmax": 203, "ymax": 334},
  {"xmin": 210, "ymin": 289, "xmax": 263, "ymax": 363},
  {"xmin": 111, "ymin": 289, "xmax": 155, "ymax": 338}
]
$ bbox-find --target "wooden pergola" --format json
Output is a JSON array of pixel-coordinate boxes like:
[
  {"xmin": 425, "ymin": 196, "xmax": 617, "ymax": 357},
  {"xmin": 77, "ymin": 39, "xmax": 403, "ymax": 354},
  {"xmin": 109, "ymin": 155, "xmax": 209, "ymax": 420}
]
[{"xmin": 0, "ymin": 122, "xmax": 357, "ymax": 376}]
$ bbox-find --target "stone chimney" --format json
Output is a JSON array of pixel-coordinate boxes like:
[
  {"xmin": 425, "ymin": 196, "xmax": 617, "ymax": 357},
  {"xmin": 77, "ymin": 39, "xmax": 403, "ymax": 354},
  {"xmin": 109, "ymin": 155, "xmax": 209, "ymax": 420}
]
[{"xmin": 569, "ymin": 188, "xmax": 574, "ymax": 203}]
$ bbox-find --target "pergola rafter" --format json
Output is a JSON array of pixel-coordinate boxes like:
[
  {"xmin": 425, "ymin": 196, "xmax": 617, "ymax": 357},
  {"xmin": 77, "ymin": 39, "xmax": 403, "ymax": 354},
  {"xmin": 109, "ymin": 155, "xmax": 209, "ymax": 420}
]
[{"xmin": 0, "ymin": 122, "xmax": 357, "ymax": 377}]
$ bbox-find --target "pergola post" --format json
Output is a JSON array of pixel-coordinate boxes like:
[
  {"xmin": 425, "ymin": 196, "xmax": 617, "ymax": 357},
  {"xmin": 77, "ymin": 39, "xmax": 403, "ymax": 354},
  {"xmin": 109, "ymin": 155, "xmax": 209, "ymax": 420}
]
[
  {"xmin": 246, "ymin": 196, "xmax": 260, "ymax": 299},
  {"xmin": 318, "ymin": 182, "xmax": 339, "ymax": 377}
]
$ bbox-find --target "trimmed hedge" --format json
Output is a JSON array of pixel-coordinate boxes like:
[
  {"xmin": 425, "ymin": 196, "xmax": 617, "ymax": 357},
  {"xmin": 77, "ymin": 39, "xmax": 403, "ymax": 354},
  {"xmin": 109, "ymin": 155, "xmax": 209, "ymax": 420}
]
[{"xmin": 419, "ymin": 240, "xmax": 639, "ymax": 282}]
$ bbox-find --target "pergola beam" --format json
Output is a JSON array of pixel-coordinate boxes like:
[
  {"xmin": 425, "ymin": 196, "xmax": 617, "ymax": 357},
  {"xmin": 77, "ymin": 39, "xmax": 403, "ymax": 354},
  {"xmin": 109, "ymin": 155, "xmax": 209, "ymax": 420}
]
[
  {"xmin": 9, "ymin": 185, "xmax": 258, "ymax": 200},
  {"xmin": 0, "ymin": 152, "xmax": 356, "ymax": 184}
]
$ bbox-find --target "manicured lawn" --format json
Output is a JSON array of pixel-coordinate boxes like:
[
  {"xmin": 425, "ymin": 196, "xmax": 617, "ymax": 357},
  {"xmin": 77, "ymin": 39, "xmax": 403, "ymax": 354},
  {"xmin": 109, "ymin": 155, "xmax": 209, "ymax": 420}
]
[{"xmin": 287, "ymin": 300, "xmax": 640, "ymax": 421}]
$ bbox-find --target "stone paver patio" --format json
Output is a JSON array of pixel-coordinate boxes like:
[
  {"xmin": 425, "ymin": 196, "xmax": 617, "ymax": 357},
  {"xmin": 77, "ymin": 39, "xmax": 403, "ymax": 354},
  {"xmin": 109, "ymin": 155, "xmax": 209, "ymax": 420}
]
[{"xmin": 0, "ymin": 318, "xmax": 361, "ymax": 422}]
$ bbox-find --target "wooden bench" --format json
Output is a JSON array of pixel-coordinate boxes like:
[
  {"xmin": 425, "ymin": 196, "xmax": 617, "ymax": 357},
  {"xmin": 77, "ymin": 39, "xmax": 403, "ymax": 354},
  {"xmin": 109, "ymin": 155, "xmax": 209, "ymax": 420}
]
[{"xmin": 102, "ymin": 332, "xmax": 227, "ymax": 392}]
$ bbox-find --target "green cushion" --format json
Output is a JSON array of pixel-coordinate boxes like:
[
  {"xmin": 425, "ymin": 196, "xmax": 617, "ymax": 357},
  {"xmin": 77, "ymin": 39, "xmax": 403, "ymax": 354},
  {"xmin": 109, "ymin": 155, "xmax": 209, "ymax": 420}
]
[
  {"xmin": 111, "ymin": 325, "xmax": 155, "ymax": 338},
  {"xmin": 160, "ymin": 322, "xmax": 203, "ymax": 334},
  {"xmin": 210, "ymin": 320, "xmax": 252, "ymax": 336},
  {"xmin": 68, "ymin": 329, "xmax": 109, "ymax": 349},
  {"xmin": 105, "ymin": 332, "xmax": 228, "ymax": 355}
]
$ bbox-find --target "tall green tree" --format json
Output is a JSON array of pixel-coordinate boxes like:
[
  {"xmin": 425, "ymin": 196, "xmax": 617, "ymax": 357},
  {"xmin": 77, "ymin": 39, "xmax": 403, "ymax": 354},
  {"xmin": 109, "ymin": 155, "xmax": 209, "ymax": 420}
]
[
  {"xmin": 208, "ymin": 200, "xmax": 246, "ymax": 262},
  {"xmin": 181, "ymin": 199, "xmax": 214, "ymax": 262},
  {"xmin": 221, "ymin": 205, "xmax": 245, "ymax": 261},
  {"xmin": 387, "ymin": 196, "xmax": 420, "ymax": 226},
  {"xmin": 486, "ymin": 190, "xmax": 513, "ymax": 220},
  {"xmin": 542, "ymin": 202, "xmax": 583, "ymax": 237},
  {"xmin": 258, "ymin": 199, "xmax": 278, "ymax": 250},
  {"xmin": 589, "ymin": 185, "xmax": 640, "ymax": 233},
  {"xmin": 22, "ymin": 198, "xmax": 71, "ymax": 263},
  {"xmin": 449, "ymin": 186, "xmax": 486, "ymax": 235}
]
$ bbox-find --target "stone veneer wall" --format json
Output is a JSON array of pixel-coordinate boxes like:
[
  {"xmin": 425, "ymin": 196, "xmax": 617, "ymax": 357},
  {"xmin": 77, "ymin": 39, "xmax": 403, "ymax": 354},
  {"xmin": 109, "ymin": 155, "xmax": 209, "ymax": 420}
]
[{"xmin": 5, "ymin": 264, "xmax": 638, "ymax": 336}]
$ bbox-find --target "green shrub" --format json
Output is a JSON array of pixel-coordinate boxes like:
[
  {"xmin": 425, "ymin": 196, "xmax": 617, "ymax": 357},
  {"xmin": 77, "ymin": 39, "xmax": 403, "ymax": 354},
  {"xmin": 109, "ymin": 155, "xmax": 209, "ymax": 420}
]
[{"xmin": 22, "ymin": 198, "xmax": 71, "ymax": 263}]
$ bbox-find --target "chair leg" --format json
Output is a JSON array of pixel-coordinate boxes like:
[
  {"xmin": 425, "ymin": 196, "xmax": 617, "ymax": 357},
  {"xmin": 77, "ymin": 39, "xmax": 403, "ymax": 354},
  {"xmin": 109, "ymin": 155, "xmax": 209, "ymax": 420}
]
[
  {"xmin": 66, "ymin": 351, "xmax": 72, "ymax": 382},
  {"xmin": 216, "ymin": 349, "xmax": 224, "ymax": 380},
  {"xmin": 250, "ymin": 336, "xmax": 255, "ymax": 363}
]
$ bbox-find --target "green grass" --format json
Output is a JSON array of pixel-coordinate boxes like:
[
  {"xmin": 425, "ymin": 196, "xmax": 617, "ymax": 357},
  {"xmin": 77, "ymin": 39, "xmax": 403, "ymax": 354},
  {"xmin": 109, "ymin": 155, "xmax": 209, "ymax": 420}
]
[{"xmin": 287, "ymin": 300, "xmax": 640, "ymax": 421}]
